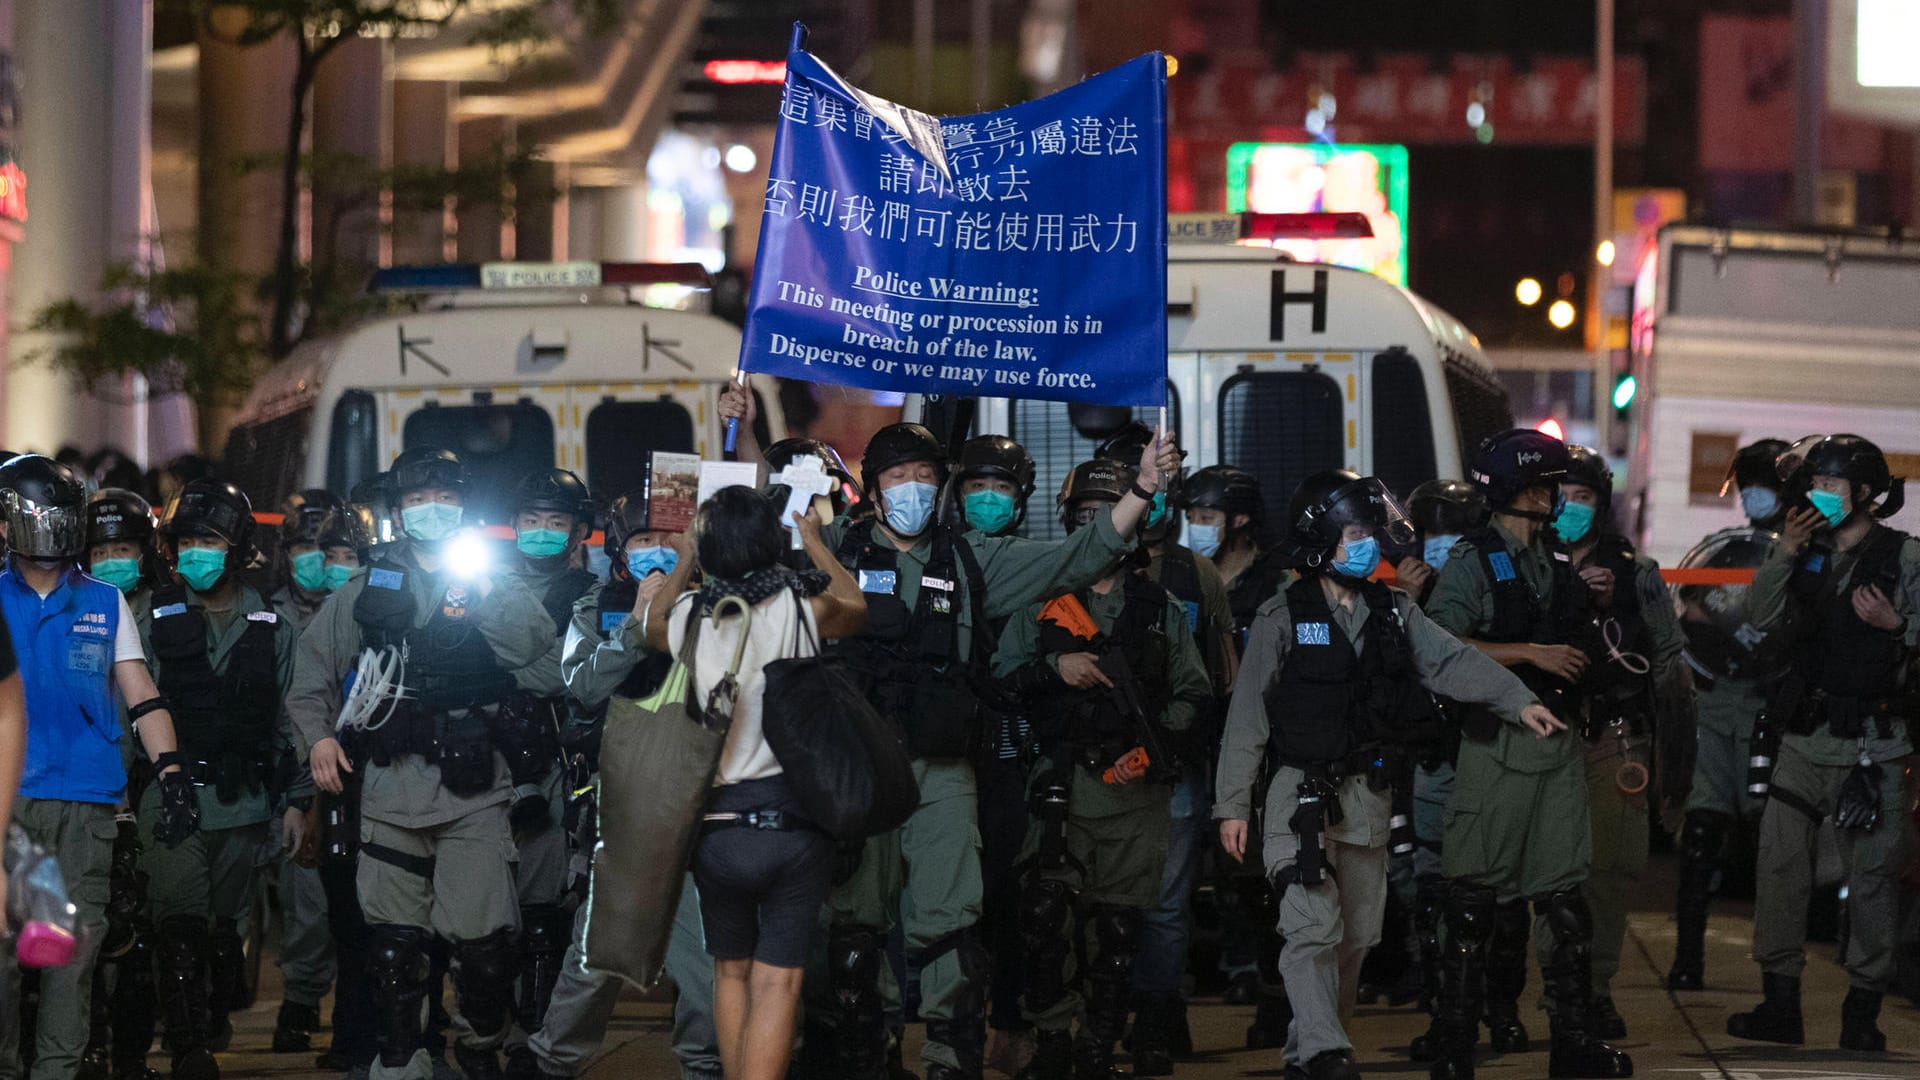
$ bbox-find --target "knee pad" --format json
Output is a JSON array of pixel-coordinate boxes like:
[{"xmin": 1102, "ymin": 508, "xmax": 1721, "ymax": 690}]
[
  {"xmin": 1020, "ymin": 877, "xmax": 1075, "ymax": 940},
  {"xmin": 369, "ymin": 925, "xmax": 433, "ymax": 994},
  {"xmin": 1681, "ymin": 810, "xmax": 1730, "ymax": 863},
  {"xmin": 1532, "ymin": 888, "xmax": 1593, "ymax": 944},
  {"xmin": 1087, "ymin": 905, "xmax": 1143, "ymax": 983},
  {"xmin": 1019, "ymin": 879, "xmax": 1076, "ymax": 1012},
  {"xmin": 516, "ymin": 904, "xmax": 570, "ymax": 1030},
  {"xmin": 1444, "ymin": 882, "xmax": 1497, "ymax": 946},
  {"xmin": 453, "ymin": 927, "xmax": 520, "ymax": 1038},
  {"xmin": 827, "ymin": 924, "xmax": 885, "ymax": 1001}
]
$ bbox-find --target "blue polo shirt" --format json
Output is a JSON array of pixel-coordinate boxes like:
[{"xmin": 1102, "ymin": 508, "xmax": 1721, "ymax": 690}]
[{"xmin": 0, "ymin": 560, "xmax": 127, "ymax": 804}]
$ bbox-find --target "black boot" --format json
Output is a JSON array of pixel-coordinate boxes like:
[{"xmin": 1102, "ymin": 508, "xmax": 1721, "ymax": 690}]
[
  {"xmin": 204, "ymin": 922, "xmax": 245, "ymax": 1053},
  {"xmin": 1482, "ymin": 898, "xmax": 1531, "ymax": 1055},
  {"xmin": 1415, "ymin": 877, "xmax": 1445, "ymax": 1014},
  {"xmin": 925, "ymin": 1018, "xmax": 987, "ymax": 1080},
  {"xmin": 1536, "ymin": 890, "xmax": 1631, "ymax": 1080},
  {"xmin": 504, "ymin": 1045, "xmax": 540, "ymax": 1080},
  {"xmin": 1246, "ymin": 989, "xmax": 1293, "ymax": 1050},
  {"xmin": 514, "ymin": 904, "xmax": 569, "ymax": 1039},
  {"xmin": 155, "ymin": 917, "xmax": 219, "ymax": 1080},
  {"xmin": 272, "ymin": 1000, "xmax": 321, "ymax": 1054},
  {"xmin": 369, "ymin": 925, "xmax": 434, "ymax": 1071},
  {"xmin": 829, "ymin": 924, "xmax": 890, "ymax": 1080},
  {"xmin": 1128, "ymin": 994, "xmax": 1176, "ymax": 1077},
  {"xmin": 1016, "ymin": 1031, "xmax": 1072, "ymax": 1080},
  {"xmin": 453, "ymin": 1046, "xmax": 503, "ymax": 1080},
  {"xmin": 1839, "ymin": 986, "xmax": 1886, "ymax": 1052},
  {"xmin": 1726, "ymin": 972, "xmax": 1804, "ymax": 1045},
  {"xmin": 1077, "ymin": 907, "xmax": 1140, "ymax": 1080},
  {"xmin": 1590, "ymin": 995, "xmax": 1628, "ymax": 1041},
  {"xmin": 1668, "ymin": 812, "xmax": 1724, "ymax": 991},
  {"xmin": 112, "ymin": 934, "xmax": 162, "ymax": 1080},
  {"xmin": 1428, "ymin": 883, "xmax": 1494, "ymax": 1080},
  {"xmin": 1304, "ymin": 1048, "xmax": 1361, "ymax": 1080}
]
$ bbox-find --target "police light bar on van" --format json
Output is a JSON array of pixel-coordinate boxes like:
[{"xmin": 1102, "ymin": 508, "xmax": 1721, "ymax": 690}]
[
  {"xmin": 1239, "ymin": 212, "xmax": 1375, "ymax": 242},
  {"xmin": 369, "ymin": 261, "xmax": 713, "ymax": 293}
]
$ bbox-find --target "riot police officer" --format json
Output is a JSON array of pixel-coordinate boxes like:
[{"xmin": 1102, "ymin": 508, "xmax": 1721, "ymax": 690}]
[
  {"xmin": 1094, "ymin": 423, "xmax": 1235, "ymax": 1074},
  {"xmin": 992, "ymin": 457, "xmax": 1211, "ymax": 1080},
  {"xmin": 526, "ymin": 489, "xmax": 714, "ymax": 1080},
  {"xmin": 87, "ymin": 488, "xmax": 164, "ymax": 608},
  {"xmin": 812, "ymin": 422, "xmax": 1176, "ymax": 1080},
  {"xmin": 1666, "ymin": 439, "xmax": 1788, "ymax": 991},
  {"xmin": 138, "ymin": 480, "xmax": 295, "ymax": 1075},
  {"xmin": 762, "ymin": 438, "xmax": 858, "ymax": 557},
  {"xmin": 1216, "ymin": 470, "xmax": 1554, "ymax": 1080},
  {"xmin": 1423, "ymin": 430, "xmax": 1631, "ymax": 1080},
  {"xmin": 267, "ymin": 488, "xmax": 361, "ymax": 1054},
  {"xmin": 497, "ymin": 469, "xmax": 599, "ymax": 1077},
  {"xmin": 0, "ymin": 455, "xmax": 199, "ymax": 1080},
  {"xmin": 957, "ymin": 435, "xmax": 1037, "ymax": 538},
  {"xmin": 1545, "ymin": 447, "xmax": 1688, "ymax": 1038},
  {"xmin": 1728, "ymin": 434, "xmax": 1917, "ymax": 1051},
  {"xmin": 288, "ymin": 447, "xmax": 556, "ymax": 1080}
]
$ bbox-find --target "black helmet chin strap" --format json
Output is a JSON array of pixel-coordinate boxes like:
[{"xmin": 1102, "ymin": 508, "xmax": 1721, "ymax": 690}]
[{"xmin": 1872, "ymin": 478, "xmax": 1906, "ymax": 520}]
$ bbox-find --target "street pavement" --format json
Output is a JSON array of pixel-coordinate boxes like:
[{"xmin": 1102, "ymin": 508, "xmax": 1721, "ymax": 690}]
[{"xmin": 212, "ymin": 853, "xmax": 1920, "ymax": 1079}]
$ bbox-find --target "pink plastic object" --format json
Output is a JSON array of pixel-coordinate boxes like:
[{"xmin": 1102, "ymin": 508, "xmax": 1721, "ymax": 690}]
[{"xmin": 16, "ymin": 921, "xmax": 76, "ymax": 968}]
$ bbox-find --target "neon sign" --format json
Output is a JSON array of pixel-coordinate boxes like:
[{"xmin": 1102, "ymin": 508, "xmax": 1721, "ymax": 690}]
[
  {"xmin": 0, "ymin": 162, "xmax": 24, "ymax": 223},
  {"xmin": 1225, "ymin": 142, "xmax": 1408, "ymax": 285}
]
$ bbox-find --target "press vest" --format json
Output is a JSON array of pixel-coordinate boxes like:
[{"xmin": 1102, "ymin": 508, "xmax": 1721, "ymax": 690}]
[
  {"xmin": 2, "ymin": 564, "xmax": 125, "ymax": 803},
  {"xmin": 148, "ymin": 583, "xmax": 280, "ymax": 793},
  {"xmin": 1267, "ymin": 577, "xmax": 1432, "ymax": 765}
]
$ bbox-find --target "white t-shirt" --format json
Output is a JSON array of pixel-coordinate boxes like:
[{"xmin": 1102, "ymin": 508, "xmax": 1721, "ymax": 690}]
[
  {"xmin": 668, "ymin": 588, "xmax": 820, "ymax": 786},
  {"xmin": 30, "ymin": 574, "xmax": 145, "ymax": 662}
]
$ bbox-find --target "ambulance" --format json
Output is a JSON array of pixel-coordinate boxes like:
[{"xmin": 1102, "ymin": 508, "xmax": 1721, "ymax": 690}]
[
  {"xmin": 220, "ymin": 261, "xmax": 787, "ymax": 525},
  {"xmin": 964, "ymin": 212, "xmax": 1514, "ymax": 540}
]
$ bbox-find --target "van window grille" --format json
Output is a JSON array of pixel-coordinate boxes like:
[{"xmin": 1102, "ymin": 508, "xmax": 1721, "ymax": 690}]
[
  {"xmin": 1218, "ymin": 372, "xmax": 1344, "ymax": 533},
  {"xmin": 402, "ymin": 403, "xmax": 556, "ymax": 526},
  {"xmin": 586, "ymin": 400, "xmax": 697, "ymax": 504},
  {"xmin": 1371, "ymin": 350, "xmax": 1438, "ymax": 499},
  {"xmin": 222, "ymin": 407, "xmax": 314, "ymax": 514},
  {"xmin": 1007, "ymin": 384, "xmax": 1177, "ymax": 541},
  {"xmin": 1442, "ymin": 355, "xmax": 1515, "ymax": 474}
]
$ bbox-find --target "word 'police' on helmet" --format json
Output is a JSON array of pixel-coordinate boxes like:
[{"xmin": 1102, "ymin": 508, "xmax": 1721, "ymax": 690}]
[
  {"xmin": 1776, "ymin": 433, "xmax": 1905, "ymax": 520},
  {"xmin": 1056, "ymin": 458, "xmax": 1136, "ymax": 530},
  {"xmin": 88, "ymin": 488, "xmax": 159, "ymax": 548},
  {"xmin": 1407, "ymin": 479, "xmax": 1488, "ymax": 539},
  {"xmin": 957, "ymin": 435, "xmax": 1037, "ymax": 500},
  {"xmin": 162, "ymin": 479, "xmax": 257, "ymax": 557},
  {"xmin": 1285, "ymin": 469, "xmax": 1414, "ymax": 565},
  {"xmin": 765, "ymin": 438, "xmax": 857, "ymax": 518},
  {"xmin": 0, "ymin": 454, "xmax": 89, "ymax": 559},
  {"xmin": 860, "ymin": 423, "xmax": 948, "ymax": 491},
  {"xmin": 512, "ymin": 468, "xmax": 594, "ymax": 521},
  {"xmin": 1469, "ymin": 428, "xmax": 1572, "ymax": 511}
]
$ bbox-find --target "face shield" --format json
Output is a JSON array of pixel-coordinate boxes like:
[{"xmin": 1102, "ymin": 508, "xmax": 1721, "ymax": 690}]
[
  {"xmin": 1306, "ymin": 477, "xmax": 1416, "ymax": 550},
  {"xmin": 1773, "ymin": 435, "xmax": 1824, "ymax": 488},
  {"xmin": 4, "ymin": 495, "xmax": 87, "ymax": 560},
  {"xmin": 167, "ymin": 490, "xmax": 249, "ymax": 547}
]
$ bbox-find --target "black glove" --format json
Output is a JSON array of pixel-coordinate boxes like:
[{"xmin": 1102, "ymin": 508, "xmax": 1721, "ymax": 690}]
[
  {"xmin": 510, "ymin": 785, "xmax": 553, "ymax": 837},
  {"xmin": 1834, "ymin": 760, "xmax": 1883, "ymax": 832},
  {"xmin": 151, "ymin": 760, "xmax": 201, "ymax": 849}
]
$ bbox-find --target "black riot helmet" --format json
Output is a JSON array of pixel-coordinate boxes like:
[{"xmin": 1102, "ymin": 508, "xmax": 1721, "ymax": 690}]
[
  {"xmin": 1469, "ymin": 428, "xmax": 1572, "ymax": 516},
  {"xmin": 161, "ymin": 479, "xmax": 257, "ymax": 561},
  {"xmin": 1284, "ymin": 469, "xmax": 1414, "ymax": 573},
  {"xmin": 512, "ymin": 468, "xmax": 594, "ymax": 522},
  {"xmin": 860, "ymin": 423, "xmax": 948, "ymax": 493},
  {"xmin": 280, "ymin": 488, "xmax": 348, "ymax": 547},
  {"xmin": 601, "ymin": 490, "xmax": 658, "ymax": 570},
  {"xmin": 1722, "ymin": 438, "xmax": 1791, "ymax": 498},
  {"xmin": 88, "ymin": 488, "xmax": 158, "ymax": 547},
  {"xmin": 765, "ymin": 438, "xmax": 857, "ymax": 519},
  {"xmin": 1056, "ymin": 458, "xmax": 1135, "ymax": 533},
  {"xmin": 1407, "ymin": 479, "xmax": 1489, "ymax": 540},
  {"xmin": 315, "ymin": 505, "xmax": 376, "ymax": 560},
  {"xmin": 957, "ymin": 435, "xmax": 1037, "ymax": 500},
  {"xmin": 1562, "ymin": 445, "xmax": 1614, "ymax": 518},
  {"xmin": 1181, "ymin": 465, "xmax": 1264, "ymax": 527},
  {"xmin": 1094, "ymin": 420, "xmax": 1182, "ymax": 511},
  {"xmin": 386, "ymin": 446, "xmax": 468, "ymax": 503},
  {"xmin": 1, "ymin": 454, "xmax": 90, "ymax": 560},
  {"xmin": 1776, "ymin": 433, "xmax": 1905, "ymax": 524}
]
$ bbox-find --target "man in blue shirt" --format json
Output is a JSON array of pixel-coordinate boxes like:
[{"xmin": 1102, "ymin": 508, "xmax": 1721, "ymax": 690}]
[{"xmin": 0, "ymin": 455, "xmax": 200, "ymax": 1080}]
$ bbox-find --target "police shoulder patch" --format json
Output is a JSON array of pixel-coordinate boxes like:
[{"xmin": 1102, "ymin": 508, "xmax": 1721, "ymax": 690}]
[
  {"xmin": 153, "ymin": 603, "xmax": 188, "ymax": 619},
  {"xmin": 1296, "ymin": 622, "xmax": 1332, "ymax": 646},
  {"xmin": 368, "ymin": 568, "xmax": 405, "ymax": 591}
]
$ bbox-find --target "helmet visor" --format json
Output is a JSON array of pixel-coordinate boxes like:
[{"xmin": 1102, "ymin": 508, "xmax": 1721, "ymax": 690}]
[
  {"xmin": 391, "ymin": 457, "xmax": 468, "ymax": 497},
  {"xmin": 7, "ymin": 500, "xmax": 87, "ymax": 559},
  {"xmin": 1312, "ymin": 477, "xmax": 1416, "ymax": 547},
  {"xmin": 1774, "ymin": 435, "xmax": 1824, "ymax": 485},
  {"xmin": 169, "ymin": 490, "xmax": 248, "ymax": 544}
]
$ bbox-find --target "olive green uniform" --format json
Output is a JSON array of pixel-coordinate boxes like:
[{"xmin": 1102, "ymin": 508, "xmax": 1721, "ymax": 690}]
[
  {"xmin": 284, "ymin": 545, "xmax": 554, "ymax": 1080},
  {"xmin": 1216, "ymin": 581, "xmax": 1537, "ymax": 1065},
  {"xmin": 502, "ymin": 562, "xmax": 576, "ymax": 911},
  {"xmin": 1425, "ymin": 525, "xmax": 1591, "ymax": 898},
  {"xmin": 991, "ymin": 580, "xmax": 1209, "ymax": 1034},
  {"xmin": 1745, "ymin": 532, "xmax": 1920, "ymax": 991},
  {"xmin": 816, "ymin": 512, "xmax": 1134, "ymax": 1076},
  {"xmin": 1685, "ymin": 676, "xmax": 1769, "ymax": 819},
  {"xmin": 269, "ymin": 585, "xmax": 335, "ymax": 1014}
]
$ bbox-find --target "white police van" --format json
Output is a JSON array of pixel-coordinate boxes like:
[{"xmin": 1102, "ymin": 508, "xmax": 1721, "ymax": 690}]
[
  {"xmin": 221, "ymin": 261, "xmax": 786, "ymax": 524},
  {"xmin": 963, "ymin": 212, "xmax": 1513, "ymax": 540}
]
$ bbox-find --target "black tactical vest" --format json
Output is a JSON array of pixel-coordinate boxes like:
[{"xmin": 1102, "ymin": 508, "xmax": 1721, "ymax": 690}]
[
  {"xmin": 1226, "ymin": 549, "xmax": 1291, "ymax": 644},
  {"xmin": 1790, "ymin": 525, "xmax": 1911, "ymax": 701},
  {"xmin": 1581, "ymin": 534, "xmax": 1657, "ymax": 710},
  {"xmin": 1031, "ymin": 575, "xmax": 1175, "ymax": 751},
  {"xmin": 1266, "ymin": 577, "xmax": 1431, "ymax": 765},
  {"xmin": 149, "ymin": 583, "xmax": 280, "ymax": 798},
  {"xmin": 1460, "ymin": 525, "xmax": 1590, "ymax": 738},
  {"xmin": 353, "ymin": 555, "xmax": 514, "ymax": 713}
]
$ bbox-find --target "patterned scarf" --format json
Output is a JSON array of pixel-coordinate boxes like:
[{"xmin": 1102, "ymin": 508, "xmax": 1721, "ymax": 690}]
[{"xmin": 690, "ymin": 564, "xmax": 829, "ymax": 617}]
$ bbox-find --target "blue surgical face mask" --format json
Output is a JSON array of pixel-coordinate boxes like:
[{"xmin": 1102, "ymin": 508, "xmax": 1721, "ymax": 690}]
[
  {"xmin": 585, "ymin": 545, "xmax": 612, "ymax": 581},
  {"xmin": 176, "ymin": 547, "xmax": 228, "ymax": 592},
  {"xmin": 882, "ymin": 481, "xmax": 938, "ymax": 537},
  {"xmin": 1188, "ymin": 523, "xmax": 1222, "ymax": 558},
  {"xmin": 1332, "ymin": 535, "xmax": 1380, "ymax": 579},
  {"xmin": 1808, "ymin": 488, "xmax": 1849, "ymax": 528},
  {"xmin": 1739, "ymin": 486, "xmax": 1781, "ymax": 523},
  {"xmin": 1553, "ymin": 500, "xmax": 1597, "ymax": 544},
  {"xmin": 400, "ymin": 502, "xmax": 463, "ymax": 543},
  {"xmin": 1423, "ymin": 534, "xmax": 1462, "ymax": 573},
  {"xmin": 517, "ymin": 527, "xmax": 570, "ymax": 559},
  {"xmin": 91, "ymin": 557, "xmax": 141, "ymax": 594},
  {"xmin": 292, "ymin": 549, "xmax": 327, "ymax": 593},
  {"xmin": 321, "ymin": 564, "xmax": 355, "ymax": 592},
  {"xmin": 627, "ymin": 546, "xmax": 678, "ymax": 579},
  {"xmin": 963, "ymin": 490, "xmax": 1017, "ymax": 535}
]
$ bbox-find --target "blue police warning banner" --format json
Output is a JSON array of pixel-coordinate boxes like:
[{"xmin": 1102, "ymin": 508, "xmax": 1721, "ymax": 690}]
[{"xmin": 737, "ymin": 28, "xmax": 1168, "ymax": 407}]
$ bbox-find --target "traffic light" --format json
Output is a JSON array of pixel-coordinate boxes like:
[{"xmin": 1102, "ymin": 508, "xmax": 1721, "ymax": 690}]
[{"xmin": 1611, "ymin": 373, "xmax": 1637, "ymax": 413}]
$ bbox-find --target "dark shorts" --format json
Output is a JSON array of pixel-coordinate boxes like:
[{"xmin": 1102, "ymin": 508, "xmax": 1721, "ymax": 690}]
[{"xmin": 692, "ymin": 775, "xmax": 834, "ymax": 969}]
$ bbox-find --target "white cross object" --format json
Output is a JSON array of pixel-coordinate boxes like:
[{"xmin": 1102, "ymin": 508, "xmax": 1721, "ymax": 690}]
[{"xmin": 771, "ymin": 456, "xmax": 835, "ymax": 548}]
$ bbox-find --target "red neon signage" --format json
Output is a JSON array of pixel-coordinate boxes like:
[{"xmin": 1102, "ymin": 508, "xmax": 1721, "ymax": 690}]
[
  {"xmin": 703, "ymin": 59, "xmax": 787, "ymax": 85},
  {"xmin": 0, "ymin": 163, "xmax": 26, "ymax": 224}
]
